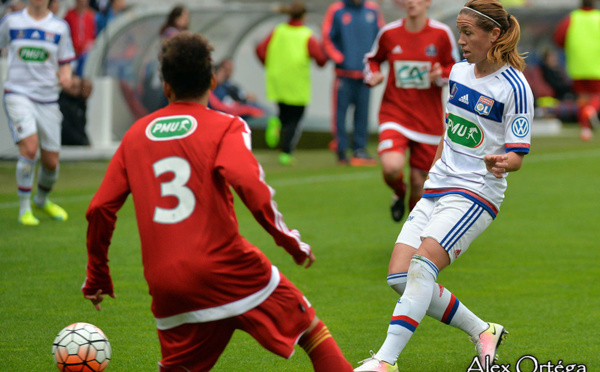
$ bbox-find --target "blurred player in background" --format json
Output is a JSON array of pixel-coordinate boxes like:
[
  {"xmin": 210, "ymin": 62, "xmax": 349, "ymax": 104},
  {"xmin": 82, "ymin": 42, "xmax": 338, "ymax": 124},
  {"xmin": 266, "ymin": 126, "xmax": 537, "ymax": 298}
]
[
  {"xmin": 364, "ymin": 0, "xmax": 459, "ymax": 222},
  {"xmin": 355, "ymin": 0, "xmax": 533, "ymax": 370},
  {"xmin": 0, "ymin": 0, "xmax": 74, "ymax": 225},
  {"xmin": 82, "ymin": 32, "xmax": 354, "ymax": 372},
  {"xmin": 322, "ymin": 0, "xmax": 385, "ymax": 165},
  {"xmin": 256, "ymin": 1, "xmax": 328, "ymax": 166},
  {"xmin": 553, "ymin": 0, "xmax": 600, "ymax": 141}
]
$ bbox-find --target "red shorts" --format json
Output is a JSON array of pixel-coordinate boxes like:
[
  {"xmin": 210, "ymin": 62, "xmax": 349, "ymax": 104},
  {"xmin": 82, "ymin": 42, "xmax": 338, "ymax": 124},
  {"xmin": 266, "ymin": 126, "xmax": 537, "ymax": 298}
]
[
  {"xmin": 378, "ymin": 128, "xmax": 438, "ymax": 172},
  {"xmin": 157, "ymin": 274, "xmax": 315, "ymax": 372}
]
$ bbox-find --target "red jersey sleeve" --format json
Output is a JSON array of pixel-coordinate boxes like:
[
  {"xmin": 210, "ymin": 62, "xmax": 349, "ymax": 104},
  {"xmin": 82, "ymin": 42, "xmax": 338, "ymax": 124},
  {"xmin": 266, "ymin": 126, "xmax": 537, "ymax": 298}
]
[
  {"xmin": 553, "ymin": 15, "xmax": 570, "ymax": 48},
  {"xmin": 255, "ymin": 31, "xmax": 272, "ymax": 65},
  {"xmin": 215, "ymin": 118, "xmax": 311, "ymax": 264},
  {"xmin": 364, "ymin": 29, "xmax": 387, "ymax": 77},
  {"xmin": 82, "ymin": 145, "xmax": 131, "ymax": 297},
  {"xmin": 308, "ymin": 35, "xmax": 328, "ymax": 67}
]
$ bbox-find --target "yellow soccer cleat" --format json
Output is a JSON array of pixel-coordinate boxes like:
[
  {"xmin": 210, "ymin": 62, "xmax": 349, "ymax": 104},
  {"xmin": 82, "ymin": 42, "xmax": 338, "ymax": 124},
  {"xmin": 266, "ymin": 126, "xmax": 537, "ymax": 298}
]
[
  {"xmin": 471, "ymin": 322, "xmax": 508, "ymax": 365},
  {"xmin": 18, "ymin": 210, "xmax": 40, "ymax": 226},
  {"xmin": 354, "ymin": 352, "xmax": 399, "ymax": 372},
  {"xmin": 35, "ymin": 200, "xmax": 68, "ymax": 221}
]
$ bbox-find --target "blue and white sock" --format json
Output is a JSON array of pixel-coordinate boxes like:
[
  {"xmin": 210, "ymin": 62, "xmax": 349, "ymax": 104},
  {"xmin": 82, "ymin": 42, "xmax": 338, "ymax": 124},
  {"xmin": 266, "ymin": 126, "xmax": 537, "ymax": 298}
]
[
  {"xmin": 16, "ymin": 156, "xmax": 36, "ymax": 216},
  {"xmin": 387, "ymin": 272, "xmax": 488, "ymax": 338},
  {"xmin": 376, "ymin": 255, "xmax": 439, "ymax": 365}
]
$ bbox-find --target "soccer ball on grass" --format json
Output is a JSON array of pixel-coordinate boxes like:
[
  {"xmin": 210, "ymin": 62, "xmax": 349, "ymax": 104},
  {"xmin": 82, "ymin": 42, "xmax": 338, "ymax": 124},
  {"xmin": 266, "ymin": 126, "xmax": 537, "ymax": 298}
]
[{"xmin": 52, "ymin": 322, "xmax": 111, "ymax": 372}]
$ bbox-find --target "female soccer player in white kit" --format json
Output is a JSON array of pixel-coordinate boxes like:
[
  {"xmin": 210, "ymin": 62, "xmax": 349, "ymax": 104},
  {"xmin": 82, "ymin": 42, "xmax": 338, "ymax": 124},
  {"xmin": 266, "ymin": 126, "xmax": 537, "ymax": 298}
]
[
  {"xmin": 0, "ymin": 0, "xmax": 75, "ymax": 225},
  {"xmin": 354, "ymin": 0, "xmax": 533, "ymax": 370}
]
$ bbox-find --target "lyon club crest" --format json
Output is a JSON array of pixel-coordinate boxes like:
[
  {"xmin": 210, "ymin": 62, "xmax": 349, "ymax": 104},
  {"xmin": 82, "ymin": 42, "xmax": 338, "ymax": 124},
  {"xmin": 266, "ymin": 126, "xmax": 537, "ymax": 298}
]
[{"xmin": 475, "ymin": 96, "xmax": 494, "ymax": 116}]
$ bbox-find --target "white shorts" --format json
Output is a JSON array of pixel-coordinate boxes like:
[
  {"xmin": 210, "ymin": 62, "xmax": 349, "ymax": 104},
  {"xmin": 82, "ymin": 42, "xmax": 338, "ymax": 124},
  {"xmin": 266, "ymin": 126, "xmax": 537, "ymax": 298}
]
[
  {"xmin": 4, "ymin": 93, "xmax": 63, "ymax": 152},
  {"xmin": 396, "ymin": 194, "xmax": 494, "ymax": 263}
]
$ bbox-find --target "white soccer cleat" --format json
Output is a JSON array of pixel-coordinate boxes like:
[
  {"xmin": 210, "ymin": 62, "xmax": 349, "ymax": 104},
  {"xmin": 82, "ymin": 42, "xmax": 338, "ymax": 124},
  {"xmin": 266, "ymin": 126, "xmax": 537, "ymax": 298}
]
[
  {"xmin": 354, "ymin": 352, "xmax": 398, "ymax": 372},
  {"xmin": 471, "ymin": 322, "xmax": 508, "ymax": 365}
]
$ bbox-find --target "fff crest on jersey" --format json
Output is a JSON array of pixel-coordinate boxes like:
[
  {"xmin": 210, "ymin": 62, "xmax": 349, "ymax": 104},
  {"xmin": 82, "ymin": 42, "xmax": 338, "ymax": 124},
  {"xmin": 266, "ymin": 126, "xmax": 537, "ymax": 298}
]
[
  {"xmin": 449, "ymin": 83, "xmax": 458, "ymax": 100},
  {"xmin": 475, "ymin": 96, "xmax": 495, "ymax": 116},
  {"xmin": 425, "ymin": 44, "xmax": 438, "ymax": 57}
]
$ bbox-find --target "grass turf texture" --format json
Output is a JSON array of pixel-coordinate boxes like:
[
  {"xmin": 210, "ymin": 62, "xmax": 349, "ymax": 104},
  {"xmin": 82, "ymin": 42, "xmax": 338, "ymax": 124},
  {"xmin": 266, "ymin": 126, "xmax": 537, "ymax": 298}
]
[{"xmin": 0, "ymin": 127, "xmax": 599, "ymax": 371}]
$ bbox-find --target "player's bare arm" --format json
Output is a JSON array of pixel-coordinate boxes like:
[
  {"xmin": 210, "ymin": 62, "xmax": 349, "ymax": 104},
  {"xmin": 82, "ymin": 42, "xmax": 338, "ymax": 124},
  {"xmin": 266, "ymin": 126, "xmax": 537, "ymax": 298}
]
[{"xmin": 58, "ymin": 64, "xmax": 73, "ymax": 89}]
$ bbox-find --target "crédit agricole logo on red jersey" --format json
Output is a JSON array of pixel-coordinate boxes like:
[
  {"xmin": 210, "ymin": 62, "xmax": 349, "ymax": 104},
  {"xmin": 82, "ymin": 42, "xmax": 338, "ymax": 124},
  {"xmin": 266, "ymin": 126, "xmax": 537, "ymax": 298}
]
[{"xmin": 146, "ymin": 115, "xmax": 197, "ymax": 141}]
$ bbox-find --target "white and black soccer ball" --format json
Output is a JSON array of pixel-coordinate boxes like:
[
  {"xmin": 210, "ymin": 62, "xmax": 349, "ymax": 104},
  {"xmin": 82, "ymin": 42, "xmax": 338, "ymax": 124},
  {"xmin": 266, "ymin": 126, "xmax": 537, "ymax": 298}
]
[{"xmin": 52, "ymin": 322, "xmax": 111, "ymax": 372}]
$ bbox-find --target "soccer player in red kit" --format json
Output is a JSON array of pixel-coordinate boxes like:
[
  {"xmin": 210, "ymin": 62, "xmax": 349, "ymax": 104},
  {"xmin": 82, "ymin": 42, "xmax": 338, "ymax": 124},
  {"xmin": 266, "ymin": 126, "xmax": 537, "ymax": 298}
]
[
  {"xmin": 364, "ymin": 0, "xmax": 459, "ymax": 222},
  {"xmin": 82, "ymin": 32, "xmax": 354, "ymax": 372}
]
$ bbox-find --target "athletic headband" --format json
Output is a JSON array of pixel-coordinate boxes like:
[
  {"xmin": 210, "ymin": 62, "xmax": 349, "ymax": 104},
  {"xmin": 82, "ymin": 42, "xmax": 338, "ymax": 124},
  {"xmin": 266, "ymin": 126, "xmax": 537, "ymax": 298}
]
[{"xmin": 462, "ymin": 6, "xmax": 503, "ymax": 29}]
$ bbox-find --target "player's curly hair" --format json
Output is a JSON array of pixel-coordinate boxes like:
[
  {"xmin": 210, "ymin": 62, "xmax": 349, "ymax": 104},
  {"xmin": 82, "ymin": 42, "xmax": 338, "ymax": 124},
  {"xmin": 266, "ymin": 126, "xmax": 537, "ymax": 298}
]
[
  {"xmin": 159, "ymin": 32, "xmax": 214, "ymax": 100},
  {"xmin": 461, "ymin": 0, "xmax": 526, "ymax": 71}
]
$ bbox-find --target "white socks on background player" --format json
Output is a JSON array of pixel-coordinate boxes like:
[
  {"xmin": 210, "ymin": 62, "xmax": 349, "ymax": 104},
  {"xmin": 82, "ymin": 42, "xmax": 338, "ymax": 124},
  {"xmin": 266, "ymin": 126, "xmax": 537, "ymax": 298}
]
[
  {"xmin": 16, "ymin": 156, "xmax": 59, "ymax": 216},
  {"xmin": 387, "ymin": 264, "xmax": 488, "ymax": 339},
  {"xmin": 34, "ymin": 164, "xmax": 59, "ymax": 207},
  {"xmin": 16, "ymin": 156, "xmax": 36, "ymax": 216},
  {"xmin": 375, "ymin": 255, "xmax": 439, "ymax": 365}
]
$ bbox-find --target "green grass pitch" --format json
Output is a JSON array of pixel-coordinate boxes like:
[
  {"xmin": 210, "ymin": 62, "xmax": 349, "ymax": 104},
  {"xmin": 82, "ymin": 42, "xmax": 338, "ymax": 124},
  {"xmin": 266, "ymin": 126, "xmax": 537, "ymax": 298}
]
[{"xmin": 0, "ymin": 127, "xmax": 599, "ymax": 371}]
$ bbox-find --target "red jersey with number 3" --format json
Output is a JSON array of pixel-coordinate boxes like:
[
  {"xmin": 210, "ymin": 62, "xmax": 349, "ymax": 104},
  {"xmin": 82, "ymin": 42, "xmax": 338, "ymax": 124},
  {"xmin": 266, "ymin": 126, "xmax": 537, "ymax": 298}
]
[
  {"xmin": 365, "ymin": 19, "xmax": 459, "ymax": 137},
  {"xmin": 83, "ymin": 102, "xmax": 311, "ymax": 326}
]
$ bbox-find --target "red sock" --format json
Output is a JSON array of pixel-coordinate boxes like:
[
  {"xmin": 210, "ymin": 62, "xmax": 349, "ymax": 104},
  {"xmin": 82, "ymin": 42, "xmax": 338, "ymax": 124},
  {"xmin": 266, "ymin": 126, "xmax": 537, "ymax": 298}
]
[
  {"xmin": 298, "ymin": 321, "xmax": 353, "ymax": 372},
  {"xmin": 383, "ymin": 172, "xmax": 406, "ymax": 198}
]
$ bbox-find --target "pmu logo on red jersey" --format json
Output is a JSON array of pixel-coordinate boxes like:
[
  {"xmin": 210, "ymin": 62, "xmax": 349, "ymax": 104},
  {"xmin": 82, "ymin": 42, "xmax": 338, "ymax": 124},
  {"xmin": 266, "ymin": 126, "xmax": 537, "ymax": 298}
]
[{"xmin": 146, "ymin": 115, "xmax": 197, "ymax": 141}]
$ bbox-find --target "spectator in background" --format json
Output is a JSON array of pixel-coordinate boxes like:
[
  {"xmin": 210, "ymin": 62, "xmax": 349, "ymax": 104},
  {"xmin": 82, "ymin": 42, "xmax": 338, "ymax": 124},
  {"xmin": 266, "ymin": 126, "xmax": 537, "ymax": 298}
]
[
  {"xmin": 140, "ymin": 4, "xmax": 190, "ymax": 112},
  {"xmin": 60, "ymin": 76, "xmax": 92, "ymax": 146},
  {"xmin": 64, "ymin": 0, "xmax": 96, "ymax": 76},
  {"xmin": 214, "ymin": 58, "xmax": 259, "ymax": 107},
  {"xmin": 553, "ymin": 0, "xmax": 600, "ymax": 141},
  {"xmin": 96, "ymin": 0, "xmax": 126, "ymax": 35},
  {"xmin": 256, "ymin": 1, "xmax": 328, "ymax": 166},
  {"xmin": 364, "ymin": 0, "xmax": 459, "ymax": 222},
  {"xmin": 159, "ymin": 4, "xmax": 189, "ymax": 39},
  {"xmin": 48, "ymin": 0, "xmax": 60, "ymax": 14},
  {"xmin": 4, "ymin": 0, "xmax": 25, "ymax": 14},
  {"xmin": 322, "ymin": 0, "xmax": 385, "ymax": 166}
]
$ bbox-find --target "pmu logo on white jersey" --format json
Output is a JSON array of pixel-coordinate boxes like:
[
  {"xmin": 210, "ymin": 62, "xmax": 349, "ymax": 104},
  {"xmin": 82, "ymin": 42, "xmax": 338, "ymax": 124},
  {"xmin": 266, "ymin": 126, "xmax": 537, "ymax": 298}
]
[
  {"xmin": 447, "ymin": 113, "xmax": 484, "ymax": 148},
  {"xmin": 459, "ymin": 94, "xmax": 469, "ymax": 105},
  {"xmin": 146, "ymin": 115, "xmax": 198, "ymax": 141}
]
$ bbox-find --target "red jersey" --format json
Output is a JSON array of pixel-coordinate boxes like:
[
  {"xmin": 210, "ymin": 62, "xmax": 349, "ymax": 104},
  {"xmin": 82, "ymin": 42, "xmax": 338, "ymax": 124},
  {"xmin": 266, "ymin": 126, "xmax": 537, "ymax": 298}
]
[
  {"xmin": 83, "ymin": 102, "xmax": 311, "ymax": 329},
  {"xmin": 365, "ymin": 19, "xmax": 458, "ymax": 142},
  {"xmin": 64, "ymin": 8, "xmax": 96, "ymax": 56}
]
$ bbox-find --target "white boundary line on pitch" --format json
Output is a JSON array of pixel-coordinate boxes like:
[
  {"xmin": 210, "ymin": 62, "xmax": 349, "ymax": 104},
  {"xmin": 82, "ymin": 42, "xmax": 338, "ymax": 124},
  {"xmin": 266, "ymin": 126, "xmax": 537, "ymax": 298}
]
[{"xmin": 1, "ymin": 148, "xmax": 599, "ymax": 210}]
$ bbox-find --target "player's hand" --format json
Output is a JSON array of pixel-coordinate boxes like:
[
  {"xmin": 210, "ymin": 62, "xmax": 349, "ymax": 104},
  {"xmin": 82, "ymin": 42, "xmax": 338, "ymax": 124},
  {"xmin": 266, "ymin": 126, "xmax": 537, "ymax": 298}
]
[
  {"xmin": 58, "ymin": 72, "xmax": 72, "ymax": 90},
  {"xmin": 303, "ymin": 251, "xmax": 316, "ymax": 269},
  {"xmin": 84, "ymin": 289, "xmax": 116, "ymax": 311},
  {"xmin": 483, "ymin": 154, "xmax": 509, "ymax": 178},
  {"xmin": 365, "ymin": 71, "xmax": 384, "ymax": 87},
  {"xmin": 430, "ymin": 62, "xmax": 442, "ymax": 85}
]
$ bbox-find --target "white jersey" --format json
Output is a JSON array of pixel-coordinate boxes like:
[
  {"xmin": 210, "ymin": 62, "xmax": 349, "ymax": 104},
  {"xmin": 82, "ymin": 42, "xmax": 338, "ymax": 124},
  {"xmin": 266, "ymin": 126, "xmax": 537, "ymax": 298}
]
[
  {"xmin": 423, "ymin": 61, "xmax": 534, "ymax": 217},
  {"xmin": 0, "ymin": 10, "xmax": 75, "ymax": 102}
]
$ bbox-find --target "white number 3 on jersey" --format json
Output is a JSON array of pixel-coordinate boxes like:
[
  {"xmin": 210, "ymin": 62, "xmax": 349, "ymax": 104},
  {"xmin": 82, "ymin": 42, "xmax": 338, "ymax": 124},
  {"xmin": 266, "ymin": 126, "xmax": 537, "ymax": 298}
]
[{"xmin": 152, "ymin": 157, "xmax": 196, "ymax": 224}]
